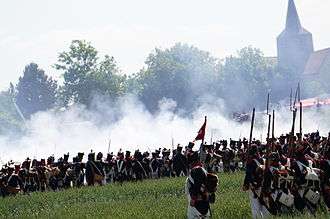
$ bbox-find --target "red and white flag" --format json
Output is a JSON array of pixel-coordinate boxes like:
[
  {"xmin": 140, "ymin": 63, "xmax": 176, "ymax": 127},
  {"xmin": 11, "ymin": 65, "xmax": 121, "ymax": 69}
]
[{"xmin": 194, "ymin": 116, "xmax": 207, "ymax": 142}]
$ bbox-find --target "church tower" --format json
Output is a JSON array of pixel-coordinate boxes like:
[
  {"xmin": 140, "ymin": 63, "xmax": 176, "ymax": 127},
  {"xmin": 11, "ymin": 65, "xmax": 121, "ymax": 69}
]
[{"xmin": 277, "ymin": 0, "xmax": 314, "ymax": 74}]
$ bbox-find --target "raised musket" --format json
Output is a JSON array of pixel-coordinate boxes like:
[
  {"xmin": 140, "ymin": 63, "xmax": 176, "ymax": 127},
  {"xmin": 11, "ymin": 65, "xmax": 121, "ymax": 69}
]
[
  {"xmin": 248, "ymin": 108, "xmax": 256, "ymax": 156},
  {"xmin": 272, "ymin": 110, "xmax": 275, "ymax": 152}
]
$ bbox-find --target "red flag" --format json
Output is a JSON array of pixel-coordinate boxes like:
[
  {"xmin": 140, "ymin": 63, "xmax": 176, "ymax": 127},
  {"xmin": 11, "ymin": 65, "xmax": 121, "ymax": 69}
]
[{"xmin": 195, "ymin": 116, "xmax": 207, "ymax": 141}]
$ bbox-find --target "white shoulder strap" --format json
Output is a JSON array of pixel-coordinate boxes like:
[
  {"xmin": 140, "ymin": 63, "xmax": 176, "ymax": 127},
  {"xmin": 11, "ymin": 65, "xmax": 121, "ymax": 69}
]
[{"xmin": 253, "ymin": 159, "xmax": 261, "ymax": 167}]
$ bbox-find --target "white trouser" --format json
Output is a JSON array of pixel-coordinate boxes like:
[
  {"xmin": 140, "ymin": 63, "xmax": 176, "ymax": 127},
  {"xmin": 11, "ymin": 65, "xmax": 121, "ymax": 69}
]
[
  {"xmin": 249, "ymin": 190, "xmax": 270, "ymax": 219},
  {"xmin": 187, "ymin": 205, "xmax": 210, "ymax": 219},
  {"xmin": 185, "ymin": 178, "xmax": 210, "ymax": 219}
]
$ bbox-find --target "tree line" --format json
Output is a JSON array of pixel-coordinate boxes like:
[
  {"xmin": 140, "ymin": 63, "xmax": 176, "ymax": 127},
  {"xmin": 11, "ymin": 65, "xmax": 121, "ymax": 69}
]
[{"xmin": 0, "ymin": 40, "xmax": 298, "ymax": 134}]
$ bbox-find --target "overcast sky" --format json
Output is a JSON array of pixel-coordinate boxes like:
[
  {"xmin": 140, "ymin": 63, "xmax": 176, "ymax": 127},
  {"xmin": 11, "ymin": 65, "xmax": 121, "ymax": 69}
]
[{"xmin": 0, "ymin": 0, "xmax": 329, "ymax": 90}]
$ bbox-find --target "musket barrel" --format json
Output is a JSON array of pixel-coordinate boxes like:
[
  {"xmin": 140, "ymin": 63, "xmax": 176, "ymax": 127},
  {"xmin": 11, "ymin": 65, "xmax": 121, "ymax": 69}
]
[
  {"xmin": 300, "ymin": 102, "xmax": 302, "ymax": 141},
  {"xmin": 272, "ymin": 110, "xmax": 275, "ymax": 151},
  {"xmin": 266, "ymin": 93, "xmax": 270, "ymax": 115},
  {"xmin": 248, "ymin": 108, "xmax": 255, "ymax": 147}
]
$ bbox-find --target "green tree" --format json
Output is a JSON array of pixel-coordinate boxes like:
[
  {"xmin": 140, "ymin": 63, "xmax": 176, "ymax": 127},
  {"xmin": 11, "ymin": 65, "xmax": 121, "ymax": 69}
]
[
  {"xmin": 0, "ymin": 89, "xmax": 23, "ymax": 134},
  {"xmin": 219, "ymin": 47, "xmax": 274, "ymax": 111},
  {"xmin": 136, "ymin": 43, "xmax": 220, "ymax": 112},
  {"xmin": 55, "ymin": 40, "xmax": 126, "ymax": 106},
  {"xmin": 91, "ymin": 55, "xmax": 127, "ymax": 99},
  {"xmin": 15, "ymin": 63, "xmax": 57, "ymax": 118},
  {"xmin": 55, "ymin": 40, "xmax": 98, "ymax": 106}
]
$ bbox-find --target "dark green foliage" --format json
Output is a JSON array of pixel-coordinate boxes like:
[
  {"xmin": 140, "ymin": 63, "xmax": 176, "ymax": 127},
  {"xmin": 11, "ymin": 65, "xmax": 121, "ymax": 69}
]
[
  {"xmin": 91, "ymin": 55, "xmax": 127, "ymax": 99},
  {"xmin": 0, "ymin": 90, "xmax": 22, "ymax": 134},
  {"xmin": 55, "ymin": 40, "xmax": 126, "ymax": 107},
  {"xmin": 1, "ymin": 41, "xmax": 295, "ymax": 119},
  {"xmin": 53, "ymin": 41, "xmax": 290, "ymax": 114},
  {"xmin": 55, "ymin": 40, "xmax": 98, "ymax": 106},
  {"xmin": 136, "ymin": 43, "xmax": 220, "ymax": 113},
  {"xmin": 15, "ymin": 63, "xmax": 57, "ymax": 118},
  {"xmin": 134, "ymin": 45, "xmax": 282, "ymax": 113},
  {"xmin": 219, "ymin": 47, "xmax": 274, "ymax": 111}
]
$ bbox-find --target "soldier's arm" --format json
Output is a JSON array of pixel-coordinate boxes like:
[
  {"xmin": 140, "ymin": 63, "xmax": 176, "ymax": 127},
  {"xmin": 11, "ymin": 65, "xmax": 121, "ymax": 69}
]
[
  {"xmin": 261, "ymin": 170, "xmax": 272, "ymax": 194},
  {"xmin": 243, "ymin": 161, "xmax": 256, "ymax": 188}
]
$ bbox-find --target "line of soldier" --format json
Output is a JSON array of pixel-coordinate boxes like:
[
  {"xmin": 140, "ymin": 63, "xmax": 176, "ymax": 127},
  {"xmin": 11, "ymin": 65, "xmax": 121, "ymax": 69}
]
[
  {"xmin": 0, "ymin": 140, "xmax": 241, "ymax": 198},
  {"xmin": 243, "ymin": 131, "xmax": 330, "ymax": 218}
]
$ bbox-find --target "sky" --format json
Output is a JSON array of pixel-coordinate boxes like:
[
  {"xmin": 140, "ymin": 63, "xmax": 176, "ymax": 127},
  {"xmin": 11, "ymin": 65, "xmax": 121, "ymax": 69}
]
[{"xmin": 0, "ymin": 0, "xmax": 329, "ymax": 91}]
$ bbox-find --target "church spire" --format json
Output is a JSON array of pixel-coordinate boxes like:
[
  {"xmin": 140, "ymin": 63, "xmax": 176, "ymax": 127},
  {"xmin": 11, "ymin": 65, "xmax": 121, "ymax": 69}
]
[{"xmin": 286, "ymin": 0, "xmax": 302, "ymax": 32}]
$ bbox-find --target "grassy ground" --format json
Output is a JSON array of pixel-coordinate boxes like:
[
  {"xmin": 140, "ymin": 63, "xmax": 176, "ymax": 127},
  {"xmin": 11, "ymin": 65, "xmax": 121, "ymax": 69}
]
[{"xmin": 0, "ymin": 172, "xmax": 328, "ymax": 218}]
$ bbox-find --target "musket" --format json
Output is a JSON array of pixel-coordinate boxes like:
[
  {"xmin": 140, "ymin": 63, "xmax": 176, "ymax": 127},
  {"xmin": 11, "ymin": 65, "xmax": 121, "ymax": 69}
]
[
  {"xmin": 290, "ymin": 88, "xmax": 293, "ymax": 111},
  {"xmin": 12, "ymin": 98, "xmax": 27, "ymax": 129},
  {"xmin": 299, "ymin": 102, "xmax": 303, "ymax": 142},
  {"xmin": 248, "ymin": 108, "xmax": 256, "ymax": 150},
  {"xmin": 289, "ymin": 108, "xmax": 297, "ymax": 157},
  {"xmin": 266, "ymin": 114, "xmax": 271, "ymax": 153},
  {"xmin": 266, "ymin": 93, "xmax": 270, "ymax": 115},
  {"xmin": 293, "ymin": 83, "xmax": 300, "ymax": 110},
  {"xmin": 298, "ymin": 83, "xmax": 301, "ymax": 103},
  {"xmin": 107, "ymin": 139, "xmax": 111, "ymax": 154},
  {"xmin": 272, "ymin": 110, "xmax": 275, "ymax": 152},
  {"xmin": 210, "ymin": 129, "xmax": 214, "ymax": 145},
  {"xmin": 291, "ymin": 109, "xmax": 297, "ymax": 136},
  {"xmin": 265, "ymin": 114, "xmax": 271, "ymax": 169},
  {"xmin": 171, "ymin": 135, "xmax": 174, "ymax": 154}
]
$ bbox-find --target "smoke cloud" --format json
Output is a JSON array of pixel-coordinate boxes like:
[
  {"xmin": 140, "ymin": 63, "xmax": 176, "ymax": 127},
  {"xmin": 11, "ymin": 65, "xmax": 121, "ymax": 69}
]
[{"xmin": 0, "ymin": 94, "xmax": 329, "ymax": 164}]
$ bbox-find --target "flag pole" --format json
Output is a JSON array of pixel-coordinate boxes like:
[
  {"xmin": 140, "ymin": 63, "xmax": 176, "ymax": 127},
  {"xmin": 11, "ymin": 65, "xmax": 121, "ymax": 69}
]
[
  {"xmin": 202, "ymin": 116, "xmax": 207, "ymax": 145},
  {"xmin": 299, "ymin": 102, "xmax": 303, "ymax": 141},
  {"xmin": 266, "ymin": 93, "xmax": 270, "ymax": 115}
]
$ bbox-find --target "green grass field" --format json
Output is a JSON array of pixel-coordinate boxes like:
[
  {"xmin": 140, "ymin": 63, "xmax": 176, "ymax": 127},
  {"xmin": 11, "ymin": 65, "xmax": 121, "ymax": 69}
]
[{"xmin": 0, "ymin": 172, "xmax": 329, "ymax": 219}]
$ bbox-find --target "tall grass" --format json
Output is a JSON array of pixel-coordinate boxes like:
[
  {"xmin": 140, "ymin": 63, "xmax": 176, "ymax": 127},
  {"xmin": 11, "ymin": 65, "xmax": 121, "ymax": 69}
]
[{"xmin": 0, "ymin": 172, "xmax": 328, "ymax": 218}]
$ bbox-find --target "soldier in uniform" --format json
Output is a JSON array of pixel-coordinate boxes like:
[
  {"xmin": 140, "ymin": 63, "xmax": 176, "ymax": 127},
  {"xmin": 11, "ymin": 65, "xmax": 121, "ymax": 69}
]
[
  {"xmin": 95, "ymin": 152, "xmax": 106, "ymax": 185},
  {"xmin": 262, "ymin": 152, "xmax": 294, "ymax": 216},
  {"xmin": 150, "ymin": 152, "xmax": 161, "ymax": 179},
  {"xmin": 173, "ymin": 145, "xmax": 188, "ymax": 177},
  {"xmin": 85, "ymin": 151, "xmax": 100, "ymax": 186},
  {"xmin": 104, "ymin": 153, "xmax": 115, "ymax": 183},
  {"xmin": 115, "ymin": 150, "xmax": 126, "ymax": 184},
  {"xmin": 320, "ymin": 146, "xmax": 330, "ymax": 211},
  {"xmin": 291, "ymin": 145, "xmax": 321, "ymax": 214},
  {"xmin": 75, "ymin": 153, "xmax": 85, "ymax": 187},
  {"xmin": 141, "ymin": 152, "xmax": 151, "ymax": 178},
  {"xmin": 243, "ymin": 144, "xmax": 269, "ymax": 218},
  {"xmin": 161, "ymin": 149, "xmax": 172, "ymax": 177},
  {"xmin": 6, "ymin": 164, "xmax": 23, "ymax": 196},
  {"xmin": 185, "ymin": 151, "xmax": 218, "ymax": 219},
  {"xmin": 131, "ymin": 150, "xmax": 146, "ymax": 181}
]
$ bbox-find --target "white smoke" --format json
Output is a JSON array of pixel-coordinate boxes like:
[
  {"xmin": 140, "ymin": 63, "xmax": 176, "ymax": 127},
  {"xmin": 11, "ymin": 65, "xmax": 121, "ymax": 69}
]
[{"xmin": 0, "ymin": 94, "xmax": 330, "ymax": 164}]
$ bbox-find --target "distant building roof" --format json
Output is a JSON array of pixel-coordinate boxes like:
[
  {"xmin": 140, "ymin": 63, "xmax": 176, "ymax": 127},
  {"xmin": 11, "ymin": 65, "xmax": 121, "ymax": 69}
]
[
  {"xmin": 303, "ymin": 48, "xmax": 330, "ymax": 75},
  {"xmin": 278, "ymin": 0, "xmax": 312, "ymax": 38},
  {"xmin": 286, "ymin": 0, "xmax": 301, "ymax": 32},
  {"xmin": 295, "ymin": 97, "xmax": 330, "ymax": 108}
]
